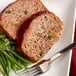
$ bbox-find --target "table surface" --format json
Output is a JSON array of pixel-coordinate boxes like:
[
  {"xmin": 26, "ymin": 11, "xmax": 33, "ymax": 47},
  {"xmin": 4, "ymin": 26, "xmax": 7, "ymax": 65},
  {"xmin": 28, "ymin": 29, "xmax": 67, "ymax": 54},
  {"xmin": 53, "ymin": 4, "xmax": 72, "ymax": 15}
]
[{"xmin": 70, "ymin": 1, "xmax": 76, "ymax": 76}]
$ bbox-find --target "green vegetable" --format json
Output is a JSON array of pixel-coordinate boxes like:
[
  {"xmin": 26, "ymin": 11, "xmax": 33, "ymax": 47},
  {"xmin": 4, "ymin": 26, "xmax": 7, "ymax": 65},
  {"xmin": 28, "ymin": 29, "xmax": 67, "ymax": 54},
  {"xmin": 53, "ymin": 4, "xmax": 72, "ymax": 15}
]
[
  {"xmin": 0, "ymin": 31, "xmax": 31, "ymax": 76},
  {"xmin": 0, "ymin": 56, "xmax": 9, "ymax": 76},
  {"xmin": 12, "ymin": 64, "xmax": 17, "ymax": 73},
  {"xmin": 40, "ymin": 51, "xmax": 45, "ymax": 55},
  {"xmin": 1, "ymin": 54, "xmax": 6, "ymax": 66},
  {"xmin": 6, "ymin": 10, "xmax": 11, "ymax": 14},
  {"xmin": 8, "ymin": 52, "xmax": 18, "ymax": 61},
  {"xmin": 7, "ymin": 59, "xmax": 11, "ymax": 73},
  {"xmin": 1, "ymin": 51, "xmax": 22, "ymax": 69},
  {"xmin": 0, "ymin": 35, "xmax": 5, "ymax": 38},
  {"xmin": 10, "ymin": 51, "xmax": 31, "ymax": 64},
  {"xmin": 22, "ymin": 62, "xmax": 29, "ymax": 68},
  {"xmin": 24, "ymin": 10, "xmax": 28, "ymax": 15},
  {"xmin": 0, "ymin": 65, "xmax": 4, "ymax": 75},
  {"xmin": 31, "ymin": 15, "xmax": 35, "ymax": 18},
  {"xmin": 48, "ymin": 35, "xmax": 54, "ymax": 40},
  {"xmin": 39, "ymin": 35, "xmax": 44, "ymax": 37}
]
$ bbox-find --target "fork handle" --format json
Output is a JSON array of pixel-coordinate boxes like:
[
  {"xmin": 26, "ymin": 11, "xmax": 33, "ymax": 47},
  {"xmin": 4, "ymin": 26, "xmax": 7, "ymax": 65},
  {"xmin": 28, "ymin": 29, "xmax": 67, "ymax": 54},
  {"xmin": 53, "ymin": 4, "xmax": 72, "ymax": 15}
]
[{"xmin": 48, "ymin": 42, "xmax": 76, "ymax": 64}]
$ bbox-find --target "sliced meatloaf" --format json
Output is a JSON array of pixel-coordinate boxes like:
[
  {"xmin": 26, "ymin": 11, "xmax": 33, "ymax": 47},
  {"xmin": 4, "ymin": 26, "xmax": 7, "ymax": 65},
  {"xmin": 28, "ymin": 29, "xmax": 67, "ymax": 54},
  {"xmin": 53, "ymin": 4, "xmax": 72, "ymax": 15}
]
[
  {"xmin": 0, "ymin": 0, "xmax": 46, "ymax": 39},
  {"xmin": 17, "ymin": 11, "xmax": 64, "ymax": 62}
]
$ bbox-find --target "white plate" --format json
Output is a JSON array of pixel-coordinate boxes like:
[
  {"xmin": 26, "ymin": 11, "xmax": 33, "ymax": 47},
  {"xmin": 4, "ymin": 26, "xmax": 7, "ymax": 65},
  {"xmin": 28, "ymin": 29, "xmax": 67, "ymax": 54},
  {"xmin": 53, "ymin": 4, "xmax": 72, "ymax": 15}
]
[{"xmin": 0, "ymin": 0, "xmax": 75, "ymax": 76}]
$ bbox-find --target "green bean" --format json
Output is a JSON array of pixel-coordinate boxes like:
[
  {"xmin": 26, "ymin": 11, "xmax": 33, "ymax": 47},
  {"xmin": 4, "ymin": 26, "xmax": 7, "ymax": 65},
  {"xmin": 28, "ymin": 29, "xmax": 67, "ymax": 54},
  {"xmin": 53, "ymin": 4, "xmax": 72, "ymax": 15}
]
[
  {"xmin": 23, "ymin": 62, "xmax": 29, "ymax": 68},
  {"xmin": 0, "ymin": 65, "xmax": 4, "ymax": 75},
  {"xmin": 12, "ymin": 64, "xmax": 17, "ymax": 73},
  {"xmin": 0, "ymin": 35, "xmax": 5, "ymax": 38},
  {"xmin": 0, "ymin": 54, "xmax": 9, "ymax": 76},
  {"xmin": 0, "ymin": 31, "xmax": 31, "ymax": 76},
  {"xmin": 8, "ymin": 52, "xmax": 23, "ymax": 70},
  {"xmin": 0, "ymin": 56, "xmax": 9, "ymax": 76},
  {"xmin": 15, "ymin": 64, "xmax": 22, "ymax": 71},
  {"xmin": 3, "ymin": 51, "xmax": 23, "ymax": 71},
  {"xmin": 11, "ymin": 63, "xmax": 22, "ymax": 73},
  {"xmin": 8, "ymin": 52, "xmax": 18, "ymax": 61},
  {"xmin": 7, "ymin": 58, "xmax": 11, "ymax": 73},
  {"xmin": 1, "ymin": 51, "xmax": 22, "ymax": 69},
  {"xmin": 1, "ymin": 54, "xmax": 6, "ymax": 66},
  {"xmin": 10, "ymin": 51, "xmax": 31, "ymax": 64}
]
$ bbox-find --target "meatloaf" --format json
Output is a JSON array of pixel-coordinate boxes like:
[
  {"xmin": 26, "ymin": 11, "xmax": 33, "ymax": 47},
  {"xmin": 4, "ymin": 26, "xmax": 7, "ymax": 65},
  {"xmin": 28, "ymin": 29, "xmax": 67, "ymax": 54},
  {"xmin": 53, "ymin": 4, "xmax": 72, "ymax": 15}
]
[
  {"xmin": 17, "ymin": 11, "xmax": 64, "ymax": 62},
  {"xmin": 0, "ymin": 0, "xmax": 47, "ymax": 39}
]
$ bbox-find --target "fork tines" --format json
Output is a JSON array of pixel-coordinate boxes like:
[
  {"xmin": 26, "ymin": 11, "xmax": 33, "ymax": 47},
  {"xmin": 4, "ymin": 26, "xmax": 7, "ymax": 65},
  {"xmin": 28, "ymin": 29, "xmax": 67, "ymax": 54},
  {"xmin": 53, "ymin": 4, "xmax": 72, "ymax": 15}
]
[{"xmin": 17, "ymin": 66, "xmax": 42, "ymax": 76}]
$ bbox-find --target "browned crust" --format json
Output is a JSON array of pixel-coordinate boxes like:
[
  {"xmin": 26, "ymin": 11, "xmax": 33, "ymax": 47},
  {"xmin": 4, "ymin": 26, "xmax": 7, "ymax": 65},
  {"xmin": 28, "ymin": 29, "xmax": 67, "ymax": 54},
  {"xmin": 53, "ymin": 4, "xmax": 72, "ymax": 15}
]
[
  {"xmin": 0, "ymin": 0, "xmax": 18, "ymax": 39},
  {"xmin": 17, "ymin": 10, "xmax": 64, "ymax": 63},
  {"xmin": 17, "ymin": 11, "xmax": 48, "ymax": 63},
  {"xmin": 0, "ymin": 0, "xmax": 48, "ymax": 39}
]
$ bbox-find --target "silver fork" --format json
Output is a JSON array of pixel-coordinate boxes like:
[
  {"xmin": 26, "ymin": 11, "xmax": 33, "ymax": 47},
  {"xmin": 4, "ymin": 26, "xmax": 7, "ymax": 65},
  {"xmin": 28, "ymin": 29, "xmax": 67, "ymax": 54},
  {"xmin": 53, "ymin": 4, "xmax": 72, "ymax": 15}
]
[{"xmin": 16, "ymin": 42, "xmax": 76, "ymax": 76}]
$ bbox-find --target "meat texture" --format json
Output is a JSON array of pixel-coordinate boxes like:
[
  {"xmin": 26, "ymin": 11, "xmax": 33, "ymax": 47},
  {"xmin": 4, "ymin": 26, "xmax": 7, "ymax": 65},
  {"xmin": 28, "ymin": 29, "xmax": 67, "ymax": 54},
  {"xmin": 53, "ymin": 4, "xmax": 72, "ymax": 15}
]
[
  {"xmin": 17, "ymin": 11, "xmax": 64, "ymax": 62},
  {"xmin": 0, "ymin": 0, "xmax": 46, "ymax": 39}
]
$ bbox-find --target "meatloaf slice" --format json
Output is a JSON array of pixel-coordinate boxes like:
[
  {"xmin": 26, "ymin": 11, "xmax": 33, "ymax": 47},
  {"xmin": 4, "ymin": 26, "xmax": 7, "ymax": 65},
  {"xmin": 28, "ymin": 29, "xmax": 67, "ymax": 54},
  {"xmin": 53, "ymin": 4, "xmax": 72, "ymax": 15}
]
[
  {"xmin": 17, "ymin": 11, "xmax": 64, "ymax": 62},
  {"xmin": 0, "ymin": 0, "xmax": 46, "ymax": 39}
]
